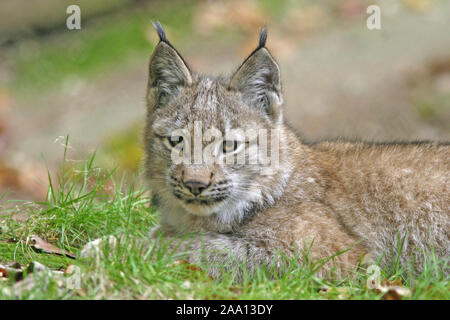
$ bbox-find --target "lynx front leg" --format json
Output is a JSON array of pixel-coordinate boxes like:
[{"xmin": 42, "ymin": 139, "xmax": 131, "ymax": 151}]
[
  {"xmin": 153, "ymin": 231, "xmax": 281, "ymax": 281},
  {"xmin": 79, "ymin": 231, "xmax": 278, "ymax": 281}
]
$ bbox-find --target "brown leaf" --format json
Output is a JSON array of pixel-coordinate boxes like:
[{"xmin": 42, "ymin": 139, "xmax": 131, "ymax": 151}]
[
  {"xmin": 379, "ymin": 286, "xmax": 412, "ymax": 300},
  {"xmin": 381, "ymin": 289, "xmax": 403, "ymax": 300},
  {"xmin": 367, "ymin": 276, "xmax": 411, "ymax": 299},
  {"xmin": 28, "ymin": 235, "xmax": 75, "ymax": 259},
  {"xmin": 0, "ymin": 266, "xmax": 8, "ymax": 277},
  {"xmin": 0, "ymin": 262, "xmax": 24, "ymax": 281}
]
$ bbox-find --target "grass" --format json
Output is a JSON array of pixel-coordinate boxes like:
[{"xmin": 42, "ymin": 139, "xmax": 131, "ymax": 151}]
[{"xmin": 0, "ymin": 146, "xmax": 448, "ymax": 300}]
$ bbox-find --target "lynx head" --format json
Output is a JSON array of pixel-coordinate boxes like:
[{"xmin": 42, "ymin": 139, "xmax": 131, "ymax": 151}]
[{"xmin": 144, "ymin": 23, "xmax": 291, "ymax": 228}]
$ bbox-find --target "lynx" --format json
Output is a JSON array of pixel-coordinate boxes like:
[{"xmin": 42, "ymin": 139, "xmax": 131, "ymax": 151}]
[{"xmin": 83, "ymin": 23, "xmax": 449, "ymax": 279}]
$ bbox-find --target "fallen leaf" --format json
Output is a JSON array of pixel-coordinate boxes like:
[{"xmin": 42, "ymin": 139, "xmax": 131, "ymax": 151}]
[
  {"xmin": 27, "ymin": 235, "xmax": 75, "ymax": 259},
  {"xmin": 0, "ymin": 266, "xmax": 8, "ymax": 277},
  {"xmin": 378, "ymin": 285, "xmax": 412, "ymax": 300},
  {"xmin": 381, "ymin": 289, "xmax": 403, "ymax": 300},
  {"xmin": 0, "ymin": 261, "xmax": 24, "ymax": 281},
  {"xmin": 366, "ymin": 276, "xmax": 411, "ymax": 300}
]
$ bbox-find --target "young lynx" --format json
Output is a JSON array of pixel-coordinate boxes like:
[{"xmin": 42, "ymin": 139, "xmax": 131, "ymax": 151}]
[{"xmin": 83, "ymin": 23, "xmax": 449, "ymax": 279}]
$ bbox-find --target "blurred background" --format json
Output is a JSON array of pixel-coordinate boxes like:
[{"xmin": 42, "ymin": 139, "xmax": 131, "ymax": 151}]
[{"xmin": 0, "ymin": 0, "xmax": 449, "ymax": 204}]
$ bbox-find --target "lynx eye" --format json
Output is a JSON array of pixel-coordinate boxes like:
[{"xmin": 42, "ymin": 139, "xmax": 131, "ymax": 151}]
[
  {"xmin": 167, "ymin": 136, "xmax": 184, "ymax": 148},
  {"xmin": 223, "ymin": 140, "xmax": 240, "ymax": 153}
]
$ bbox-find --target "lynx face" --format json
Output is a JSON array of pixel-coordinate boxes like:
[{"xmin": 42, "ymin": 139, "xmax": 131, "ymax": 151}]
[{"xmin": 144, "ymin": 23, "xmax": 285, "ymax": 218}]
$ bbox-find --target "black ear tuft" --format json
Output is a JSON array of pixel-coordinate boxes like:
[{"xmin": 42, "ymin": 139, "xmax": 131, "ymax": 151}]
[
  {"xmin": 152, "ymin": 21, "xmax": 167, "ymax": 43},
  {"xmin": 229, "ymin": 26, "xmax": 282, "ymax": 120},
  {"xmin": 147, "ymin": 22, "xmax": 192, "ymax": 111},
  {"xmin": 151, "ymin": 21, "xmax": 191, "ymax": 72},
  {"xmin": 258, "ymin": 27, "xmax": 267, "ymax": 49}
]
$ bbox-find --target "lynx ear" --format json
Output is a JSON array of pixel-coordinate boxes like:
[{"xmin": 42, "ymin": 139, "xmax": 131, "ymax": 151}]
[
  {"xmin": 229, "ymin": 28, "xmax": 282, "ymax": 120},
  {"xmin": 147, "ymin": 22, "xmax": 192, "ymax": 110}
]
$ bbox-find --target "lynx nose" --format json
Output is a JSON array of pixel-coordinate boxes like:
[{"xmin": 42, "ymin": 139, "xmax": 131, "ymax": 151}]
[{"xmin": 183, "ymin": 180, "xmax": 209, "ymax": 196}]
